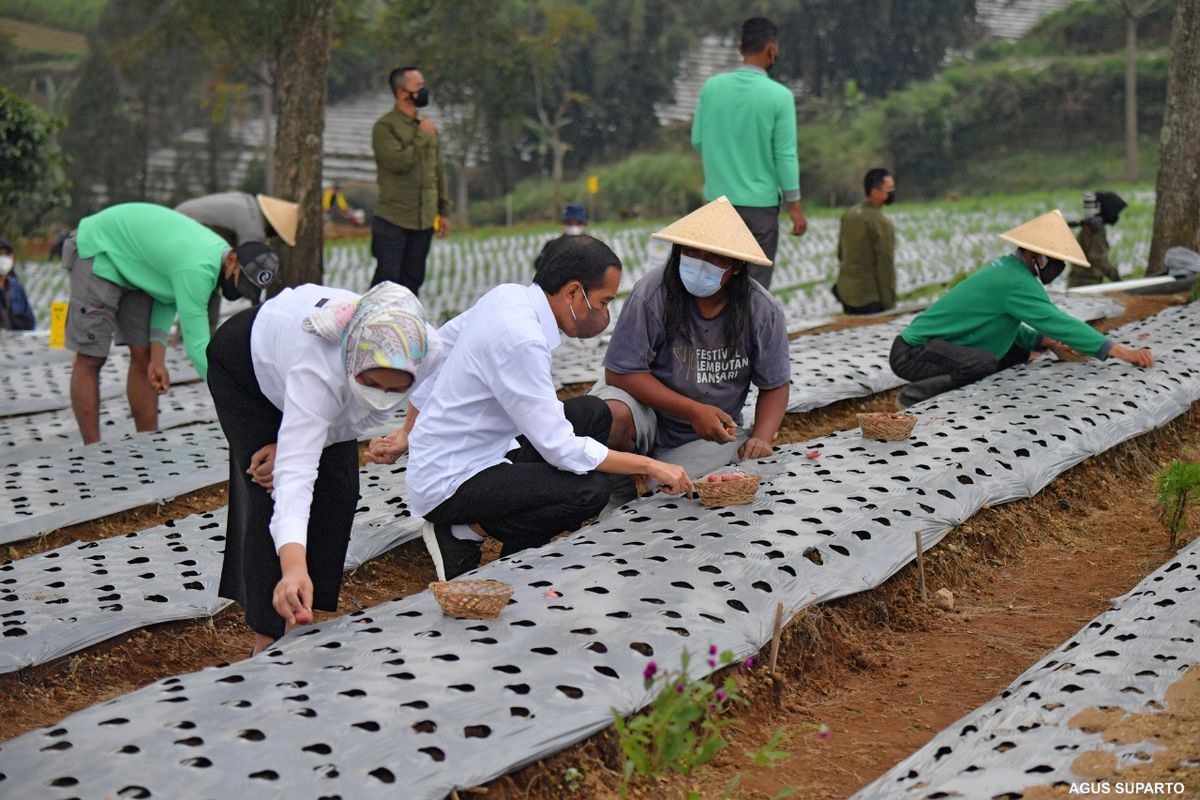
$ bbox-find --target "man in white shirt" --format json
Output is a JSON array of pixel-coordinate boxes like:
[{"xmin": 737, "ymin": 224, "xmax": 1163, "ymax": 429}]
[{"xmin": 369, "ymin": 235, "xmax": 693, "ymax": 580}]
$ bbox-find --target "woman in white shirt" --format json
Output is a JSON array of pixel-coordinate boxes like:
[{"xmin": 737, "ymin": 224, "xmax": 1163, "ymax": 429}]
[{"xmin": 207, "ymin": 281, "xmax": 436, "ymax": 654}]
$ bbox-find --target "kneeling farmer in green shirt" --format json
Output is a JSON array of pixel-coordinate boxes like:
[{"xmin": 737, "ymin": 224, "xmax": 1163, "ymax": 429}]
[
  {"xmin": 889, "ymin": 210, "xmax": 1154, "ymax": 408},
  {"xmin": 64, "ymin": 202, "xmax": 278, "ymax": 444}
]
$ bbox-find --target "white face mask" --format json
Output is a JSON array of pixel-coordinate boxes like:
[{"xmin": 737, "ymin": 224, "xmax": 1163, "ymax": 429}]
[
  {"xmin": 0, "ymin": 255, "xmax": 13, "ymax": 277},
  {"xmin": 350, "ymin": 377, "xmax": 408, "ymax": 412},
  {"xmin": 564, "ymin": 225, "xmax": 585, "ymax": 236}
]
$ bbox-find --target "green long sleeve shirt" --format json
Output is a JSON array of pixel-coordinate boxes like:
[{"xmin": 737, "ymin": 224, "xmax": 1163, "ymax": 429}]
[
  {"xmin": 836, "ymin": 200, "xmax": 896, "ymax": 308},
  {"xmin": 691, "ymin": 67, "xmax": 801, "ymax": 207},
  {"xmin": 75, "ymin": 203, "xmax": 229, "ymax": 379},
  {"xmin": 372, "ymin": 108, "xmax": 451, "ymax": 231},
  {"xmin": 901, "ymin": 254, "xmax": 1111, "ymax": 359}
]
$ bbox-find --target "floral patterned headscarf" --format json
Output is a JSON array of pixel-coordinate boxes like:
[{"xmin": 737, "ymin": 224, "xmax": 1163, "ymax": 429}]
[{"xmin": 301, "ymin": 281, "xmax": 438, "ymax": 384}]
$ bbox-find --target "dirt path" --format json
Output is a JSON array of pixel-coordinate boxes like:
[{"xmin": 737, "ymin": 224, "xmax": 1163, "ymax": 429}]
[{"xmin": 487, "ymin": 409, "xmax": 1200, "ymax": 800}]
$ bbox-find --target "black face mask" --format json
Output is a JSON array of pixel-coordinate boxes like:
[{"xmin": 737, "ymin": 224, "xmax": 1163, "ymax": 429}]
[
  {"xmin": 569, "ymin": 287, "xmax": 610, "ymax": 339},
  {"xmin": 219, "ymin": 269, "xmax": 261, "ymax": 302},
  {"xmin": 1038, "ymin": 257, "xmax": 1066, "ymax": 285},
  {"xmin": 410, "ymin": 87, "xmax": 429, "ymax": 108},
  {"xmin": 884, "ymin": 190, "xmax": 896, "ymax": 206}
]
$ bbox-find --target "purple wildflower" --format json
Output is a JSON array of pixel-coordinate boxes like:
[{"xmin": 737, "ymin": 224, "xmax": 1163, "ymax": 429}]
[
  {"xmin": 643, "ymin": 661, "xmax": 657, "ymax": 681},
  {"xmin": 743, "ymin": 657, "xmax": 754, "ymax": 670},
  {"xmin": 715, "ymin": 690, "xmax": 727, "ymax": 702},
  {"xmin": 708, "ymin": 644, "xmax": 718, "ymax": 656},
  {"xmin": 675, "ymin": 683, "xmax": 685, "ymax": 693},
  {"xmin": 707, "ymin": 658, "xmax": 716, "ymax": 668}
]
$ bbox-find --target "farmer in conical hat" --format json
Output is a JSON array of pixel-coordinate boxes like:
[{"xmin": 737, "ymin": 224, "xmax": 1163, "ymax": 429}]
[
  {"xmin": 175, "ymin": 192, "xmax": 299, "ymax": 330},
  {"xmin": 591, "ymin": 196, "xmax": 792, "ymax": 506},
  {"xmin": 890, "ymin": 210, "xmax": 1154, "ymax": 408},
  {"xmin": 175, "ymin": 192, "xmax": 299, "ymax": 249}
]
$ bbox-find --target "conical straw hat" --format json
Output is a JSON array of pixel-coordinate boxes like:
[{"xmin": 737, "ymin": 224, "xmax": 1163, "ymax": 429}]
[
  {"xmin": 256, "ymin": 194, "xmax": 299, "ymax": 247},
  {"xmin": 998, "ymin": 209, "xmax": 1089, "ymax": 267},
  {"xmin": 652, "ymin": 196, "xmax": 772, "ymax": 266}
]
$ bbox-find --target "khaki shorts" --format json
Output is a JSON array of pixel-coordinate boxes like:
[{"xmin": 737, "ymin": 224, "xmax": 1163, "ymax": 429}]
[
  {"xmin": 588, "ymin": 374, "xmax": 747, "ymax": 475},
  {"xmin": 63, "ymin": 234, "xmax": 152, "ymax": 358}
]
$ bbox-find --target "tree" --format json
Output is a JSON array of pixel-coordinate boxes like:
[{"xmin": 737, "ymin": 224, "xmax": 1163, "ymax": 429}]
[
  {"xmin": 176, "ymin": 0, "xmax": 338, "ymax": 287},
  {"xmin": 61, "ymin": 0, "xmax": 213, "ymax": 216},
  {"xmin": 1147, "ymin": 0, "xmax": 1200, "ymax": 275},
  {"xmin": 1118, "ymin": 0, "xmax": 1169, "ymax": 182},
  {"xmin": 748, "ymin": 0, "xmax": 979, "ymax": 98},
  {"xmin": 271, "ymin": 0, "xmax": 335, "ymax": 288},
  {"xmin": 0, "ymin": 86, "xmax": 70, "ymax": 236},
  {"xmin": 522, "ymin": 2, "xmax": 598, "ymax": 211},
  {"xmin": 572, "ymin": 0, "xmax": 694, "ymax": 163}
]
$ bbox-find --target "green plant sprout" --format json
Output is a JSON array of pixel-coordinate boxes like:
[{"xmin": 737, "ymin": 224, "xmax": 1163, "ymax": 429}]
[
  {"xmin": 1154, "ymin": 460, "xmax": 1200, "ymax": 549},
  {"xmin": 613, "ymin": 647, "xmax": 795, "ymax": 798}
]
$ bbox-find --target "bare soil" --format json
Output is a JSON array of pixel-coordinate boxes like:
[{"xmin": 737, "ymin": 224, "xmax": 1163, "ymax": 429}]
[
  {"xmin": 484, "ymin": 411, "xmax": 1200, "ymax": 800},
  {"xmin": 2, "ymin": 293, "xmax": 1193, "ymax": 800}
]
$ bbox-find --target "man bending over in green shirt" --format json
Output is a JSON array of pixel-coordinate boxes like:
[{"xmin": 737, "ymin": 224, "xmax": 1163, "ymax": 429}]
[
  {"xmin": 889, "ymin": 210, "xmax": 1153, "ymax": 408},
  {"xmin": 64, "ymin": 202, "xmax": 277, "ymax": 443}
]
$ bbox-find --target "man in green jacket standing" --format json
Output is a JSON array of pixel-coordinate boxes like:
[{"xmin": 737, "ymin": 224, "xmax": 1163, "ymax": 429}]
[
  {"xmin": 691, "ymin": 16, "xmax": 806, "ymax": 290},
  {"xmin": 370, "ymin": 65, "xmax": 451, "ymax": 295},
  {"xmin": 889, "ymin": 210, "xmax": 1154, "ymax": 408},
  {"xmin": 834, "ymin": 168, "xmax": 896, "ymax": 314},
  {"xmin": 65, "ymin": 203, "xmax": 277, "ymax": 443}
]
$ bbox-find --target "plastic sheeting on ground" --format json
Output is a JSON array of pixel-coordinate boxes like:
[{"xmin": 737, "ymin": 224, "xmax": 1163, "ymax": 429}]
[
  {"xmin": 0, "ymin": 423, "xmax": 230, "ymax": 546},
  {"xmin": 0, "ymin": 347, "xmax": 200, "ymax": 416},
  {"xmin": 0, "ymin": 331, "xmax": 72, "ymax": 369},
  {"xmin": 1, "ymin": 382, "xmax": 218, "ymax": 466},
  {"xmin": 0, "ymin": 458, "xmax": 424, "ymax": 673},
  {"xmin": 853, "ymin": 538, "xmax": 1199, "ymax": 799},
  {"xmin": 0, "ymin": 304, "xmax": 1192, "ymax": 799}
]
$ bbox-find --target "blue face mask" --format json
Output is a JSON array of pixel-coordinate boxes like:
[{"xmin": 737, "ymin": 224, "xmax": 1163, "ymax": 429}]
[{"xmin": 678, "ymin": 254, "xmax": 727, "ymax": 298}]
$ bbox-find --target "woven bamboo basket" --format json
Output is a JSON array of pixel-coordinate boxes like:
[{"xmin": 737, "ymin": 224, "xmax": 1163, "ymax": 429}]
[
  {"xmin": 429, "ymin": 579, "xmax": 513, "ymax": 619},
  {"xmin": 857, "ymin": 411, "xmax": 917, "ymax": 441},
  {"xmin": 694, "ymin": 473, "xmax": 761, "ymax": 507}
]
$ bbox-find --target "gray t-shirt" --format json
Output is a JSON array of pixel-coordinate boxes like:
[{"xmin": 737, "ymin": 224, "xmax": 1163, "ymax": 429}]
[
  {"xmin": 174, "ymin": 192, "xmax": 265, "ymax": 245},
  {"xmin": 604, "ymin": 267, "xmax": 791, "ymax": 449}
]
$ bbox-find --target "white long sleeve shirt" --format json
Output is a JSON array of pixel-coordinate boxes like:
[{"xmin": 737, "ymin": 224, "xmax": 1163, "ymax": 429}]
[
  {"xmin": 406, "ymin": 283, "xmax": 609, "ymax": 517},
  {"xmin": 250, "ymin": 285, "xmax": 401, "ymax": 552}
]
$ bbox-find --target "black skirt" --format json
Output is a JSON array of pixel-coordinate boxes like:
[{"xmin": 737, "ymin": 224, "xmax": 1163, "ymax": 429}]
[{"xmin": 207, "ymin": 306, "xmax": 360, "ymax": 639}]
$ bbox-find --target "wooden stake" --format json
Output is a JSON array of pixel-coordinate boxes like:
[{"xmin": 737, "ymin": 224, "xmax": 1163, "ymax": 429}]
[
  {"xmin": 914, "ymin": 530, "xmax": 927, "ymax": 601},
  {"xmin": 768, "ymin": 602, "xmax": 785, "ymax": 675}
]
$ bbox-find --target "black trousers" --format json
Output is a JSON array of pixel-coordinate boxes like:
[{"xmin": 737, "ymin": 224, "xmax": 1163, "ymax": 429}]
[
  {"xmin": 208, "ymin": 306, "xmax": 360, "ymax": 639},
  {"xmin": 425, "ymin": 395, "xmax": 613, "ymax": 557},
  {"xmin": 733, "ymin": 204, "xmax": 780, "ymax": 289},
  {"xmin": 370, "ymin": 215, "xmax": 434, "ymax": 295},
  {"xmin": 890, "ymin": 335, "xmax": 1030, "ymax": 387}
]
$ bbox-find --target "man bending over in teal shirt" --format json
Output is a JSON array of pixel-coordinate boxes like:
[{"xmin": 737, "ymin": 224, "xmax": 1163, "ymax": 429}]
[
  {"xmin": 890, "ymin": 210, "xmax": 1153, "ymax": 408},
  {"xmin": 64, "ymin": 202, "xmax": 278, "ymax": 444}
]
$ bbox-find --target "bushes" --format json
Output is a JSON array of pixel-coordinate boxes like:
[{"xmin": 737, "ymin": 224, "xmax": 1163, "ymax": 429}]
[
  {"xmin": 875, "ymin": 53, "xmax": 1169, "ymax": 199},
  {"xmin": 469, "ymin": 150, "xmax": 703, "ymax": 226},
  {"xmin": 976, "ymin": 0, "xmax": 1177, "ymax": 60},
  {"xmin": 0, "ymin": 0, "xmax": 105, "ymax": 32}
]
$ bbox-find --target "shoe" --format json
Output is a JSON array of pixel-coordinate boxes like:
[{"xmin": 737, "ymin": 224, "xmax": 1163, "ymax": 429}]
[{"xmin": 421, "ymin": 520, "xmax": 482, "ymax": 581}]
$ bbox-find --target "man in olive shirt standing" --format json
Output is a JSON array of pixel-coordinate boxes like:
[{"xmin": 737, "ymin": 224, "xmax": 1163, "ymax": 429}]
[
  {"xmin": 370, "ymin": 65, "xmax": 451, "ymax": 294},
  {"xmin": 834, "ymin": 168, "xmax": 896, "ymax": 315}
]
